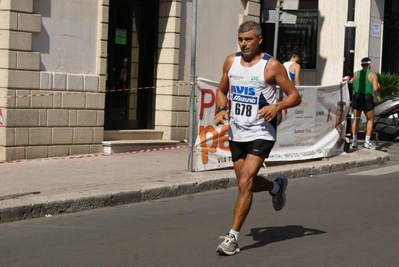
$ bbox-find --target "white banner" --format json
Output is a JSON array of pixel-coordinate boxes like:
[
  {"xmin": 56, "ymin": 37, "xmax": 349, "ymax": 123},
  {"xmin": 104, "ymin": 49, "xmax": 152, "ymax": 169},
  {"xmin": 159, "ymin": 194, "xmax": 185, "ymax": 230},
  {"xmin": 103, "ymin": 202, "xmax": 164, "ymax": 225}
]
[{"xmin": 194, "ymin": 77, "xmax": 350, "ymax": 171}]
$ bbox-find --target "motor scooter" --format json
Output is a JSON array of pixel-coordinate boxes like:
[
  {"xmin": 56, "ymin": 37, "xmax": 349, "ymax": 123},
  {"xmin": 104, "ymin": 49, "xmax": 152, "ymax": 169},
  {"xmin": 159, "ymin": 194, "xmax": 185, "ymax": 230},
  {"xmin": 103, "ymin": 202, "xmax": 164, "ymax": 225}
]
[{"xmin": 357, "ymin": 94, "xmax": 399, "ymax": 142}]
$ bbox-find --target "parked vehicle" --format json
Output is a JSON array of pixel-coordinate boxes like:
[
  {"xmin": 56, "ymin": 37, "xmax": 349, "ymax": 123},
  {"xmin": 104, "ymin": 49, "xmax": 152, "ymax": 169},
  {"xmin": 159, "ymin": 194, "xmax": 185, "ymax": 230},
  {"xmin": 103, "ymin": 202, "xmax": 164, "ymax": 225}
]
[{"xmin": 358, "ymin": 95, "xmax": 399, "ymax": 142}]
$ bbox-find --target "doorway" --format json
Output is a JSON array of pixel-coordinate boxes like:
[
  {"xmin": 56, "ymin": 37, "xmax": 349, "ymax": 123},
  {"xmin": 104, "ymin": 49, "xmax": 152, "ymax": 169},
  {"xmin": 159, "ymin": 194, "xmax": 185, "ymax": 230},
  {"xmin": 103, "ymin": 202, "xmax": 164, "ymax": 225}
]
[
  {"xmin": 105, "ymin": 0, "xmax": 159, "ymax": 130},
  {"xmin": 382, "ymin": 0, "xmax": 399, "ymax": 74}
]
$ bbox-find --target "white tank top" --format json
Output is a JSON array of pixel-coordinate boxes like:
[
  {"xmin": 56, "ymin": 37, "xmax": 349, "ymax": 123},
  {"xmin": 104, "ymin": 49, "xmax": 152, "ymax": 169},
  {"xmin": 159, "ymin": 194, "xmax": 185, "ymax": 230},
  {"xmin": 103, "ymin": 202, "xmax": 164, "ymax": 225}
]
[
  {"xmin": 283, "ymin": 61, "xmax": 295, "ymax": 84},
  {"xmin": 227, "ymin": 52, "xmax": 277, "ymax": 142}
]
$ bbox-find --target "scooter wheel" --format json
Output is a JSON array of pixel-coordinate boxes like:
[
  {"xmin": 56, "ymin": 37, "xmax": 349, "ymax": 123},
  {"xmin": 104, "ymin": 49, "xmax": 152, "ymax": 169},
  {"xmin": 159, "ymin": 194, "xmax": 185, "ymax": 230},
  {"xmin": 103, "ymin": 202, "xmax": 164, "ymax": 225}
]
[{"xmin": 378, "ymin": 132, "xmax": 399, "ymax": 141}]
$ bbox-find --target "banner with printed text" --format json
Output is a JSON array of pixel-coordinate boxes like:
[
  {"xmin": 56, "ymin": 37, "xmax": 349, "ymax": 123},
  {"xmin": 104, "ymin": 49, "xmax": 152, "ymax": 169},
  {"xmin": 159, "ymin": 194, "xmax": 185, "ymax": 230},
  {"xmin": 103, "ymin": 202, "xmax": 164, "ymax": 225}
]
[{"xmin": 194, "ymin": 77, "xmax": 350, "ymax": 171}]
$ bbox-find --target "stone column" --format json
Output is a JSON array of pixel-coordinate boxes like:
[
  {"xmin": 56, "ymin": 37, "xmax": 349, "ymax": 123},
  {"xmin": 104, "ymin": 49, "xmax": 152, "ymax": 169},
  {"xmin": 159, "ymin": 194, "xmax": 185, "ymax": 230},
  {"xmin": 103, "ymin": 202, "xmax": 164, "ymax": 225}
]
[{"xmin": 155, "ymin": 0, "xmax": 188, "ymax": 141}]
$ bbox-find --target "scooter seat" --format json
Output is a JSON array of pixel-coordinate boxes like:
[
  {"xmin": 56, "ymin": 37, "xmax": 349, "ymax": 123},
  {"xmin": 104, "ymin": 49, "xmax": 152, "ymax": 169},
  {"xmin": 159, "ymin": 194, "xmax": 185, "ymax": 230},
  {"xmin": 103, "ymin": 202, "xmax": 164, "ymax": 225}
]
[{"xmin": 374, "ymin": 95, "xmax": 399, "ymax": 107}]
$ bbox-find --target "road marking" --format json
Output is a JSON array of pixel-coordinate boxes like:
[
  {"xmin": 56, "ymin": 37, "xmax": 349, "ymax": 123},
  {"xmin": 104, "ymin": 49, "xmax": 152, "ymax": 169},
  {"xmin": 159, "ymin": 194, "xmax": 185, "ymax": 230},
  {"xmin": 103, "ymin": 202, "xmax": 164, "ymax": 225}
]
[{"xmin": 347, "ymin": 165, "xmax": 399, "ymax": 176}]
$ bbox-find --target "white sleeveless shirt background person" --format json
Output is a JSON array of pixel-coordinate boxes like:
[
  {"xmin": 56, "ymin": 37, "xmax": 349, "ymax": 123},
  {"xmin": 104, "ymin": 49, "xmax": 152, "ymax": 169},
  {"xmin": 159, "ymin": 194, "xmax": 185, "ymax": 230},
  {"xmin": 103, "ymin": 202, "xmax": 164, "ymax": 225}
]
[
  {"xmin": 228, "ymin": 52, "xmax": 277, "ymax": 142},
  {"xmin": 283, "ymin": 61, "xmax": 295, "ymax": 84}
]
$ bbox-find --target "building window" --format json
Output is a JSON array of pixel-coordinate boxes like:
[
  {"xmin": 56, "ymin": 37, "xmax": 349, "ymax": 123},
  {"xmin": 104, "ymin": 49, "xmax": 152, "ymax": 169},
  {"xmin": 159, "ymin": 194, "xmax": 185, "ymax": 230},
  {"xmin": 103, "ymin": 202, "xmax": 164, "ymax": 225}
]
[{"xmin": 261, "ymin": 0, "xmax": 318, "ymax": 69}]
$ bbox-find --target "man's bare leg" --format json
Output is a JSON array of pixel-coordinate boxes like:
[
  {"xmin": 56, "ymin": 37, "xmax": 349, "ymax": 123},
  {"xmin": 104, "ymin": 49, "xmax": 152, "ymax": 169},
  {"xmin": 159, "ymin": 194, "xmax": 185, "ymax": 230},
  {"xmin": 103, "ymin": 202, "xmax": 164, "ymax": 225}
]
[
  {"xmin": 365, "ymin": 109, "xmax": 374, "ymax": 137},
  {"xmin": 363, "ymin": 109, "xmax": 376, "ymax": 149},
  {"xmin": 231, "ymin": 154, "xmax": 273, "ymax": 232},
  {"xmin": 352, "ymin": 109, "xmax": 361, "ymax": 147}
]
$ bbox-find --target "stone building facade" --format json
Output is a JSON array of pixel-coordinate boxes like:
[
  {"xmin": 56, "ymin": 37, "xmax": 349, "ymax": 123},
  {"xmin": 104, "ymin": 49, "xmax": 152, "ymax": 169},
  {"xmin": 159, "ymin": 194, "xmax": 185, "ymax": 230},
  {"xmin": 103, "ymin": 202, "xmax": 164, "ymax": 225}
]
[{"xmin": 0, "ymin": 0, "xmax": 395, "ymax": 162}]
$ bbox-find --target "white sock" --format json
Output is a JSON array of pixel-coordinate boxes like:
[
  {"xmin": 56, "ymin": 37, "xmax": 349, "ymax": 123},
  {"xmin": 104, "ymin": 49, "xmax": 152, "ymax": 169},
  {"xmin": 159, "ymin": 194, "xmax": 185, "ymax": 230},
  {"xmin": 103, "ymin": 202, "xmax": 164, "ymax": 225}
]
[
  {"xmin": 353, "ymin": 135, "xmax": 358, "ymax": 143},
  {"xmin": 229, "ymin": 229, "xmax": 239, "ymax": 241},
  {"xmin": 271, "ymin": 181, "xmax": 280, "ymax": 195},
  {"xmin": 365, "ymin": 136, "xmax": 371, "ymax": 143}
]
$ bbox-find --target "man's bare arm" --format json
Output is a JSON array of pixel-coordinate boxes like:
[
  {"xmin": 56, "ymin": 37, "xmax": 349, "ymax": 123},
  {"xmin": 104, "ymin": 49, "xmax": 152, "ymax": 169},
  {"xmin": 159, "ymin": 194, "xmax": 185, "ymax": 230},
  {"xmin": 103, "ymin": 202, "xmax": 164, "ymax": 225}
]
[
  {"xmin": 369, "ymin": 72, "xmax": 380, "ymax": 92},
  {"xmin": 259, "ymin": 58, "xmax": 301, "ymax": 122},
  {"xmin": 214, "ymin": 54, "xmax": 234, "ymax": 125},
  {"xmin": 270, "ymin": 59, "xmax": 301, "ymax": 110}
]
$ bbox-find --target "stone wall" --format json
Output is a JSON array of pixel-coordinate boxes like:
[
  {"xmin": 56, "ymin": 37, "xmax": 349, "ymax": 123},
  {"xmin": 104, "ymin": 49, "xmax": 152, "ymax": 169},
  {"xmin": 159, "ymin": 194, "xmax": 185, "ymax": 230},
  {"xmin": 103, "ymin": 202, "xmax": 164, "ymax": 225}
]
[{"xmin": 0, "ymin": 0, "xmax": 106, "ymax": 161}]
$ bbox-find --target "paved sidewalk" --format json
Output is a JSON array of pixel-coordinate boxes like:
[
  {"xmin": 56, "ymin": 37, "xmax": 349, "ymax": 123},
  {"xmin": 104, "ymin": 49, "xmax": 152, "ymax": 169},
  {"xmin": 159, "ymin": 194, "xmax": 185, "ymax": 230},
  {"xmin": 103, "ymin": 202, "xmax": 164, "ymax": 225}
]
[{"xmin": 0, "ymin": 145, "xmax": 389, "ymax": 223}]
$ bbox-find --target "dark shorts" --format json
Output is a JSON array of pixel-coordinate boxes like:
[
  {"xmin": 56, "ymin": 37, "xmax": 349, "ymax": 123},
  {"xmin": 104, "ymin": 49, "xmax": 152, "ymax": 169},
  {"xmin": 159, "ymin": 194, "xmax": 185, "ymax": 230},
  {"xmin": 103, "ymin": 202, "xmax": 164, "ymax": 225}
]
[
  {"xmin": 229, "ymin": 139, "xmax": 275, "ymax": 162},
  {"xmin": 352, "ymin": 93, "xmax": 374, "ymax": 112}
]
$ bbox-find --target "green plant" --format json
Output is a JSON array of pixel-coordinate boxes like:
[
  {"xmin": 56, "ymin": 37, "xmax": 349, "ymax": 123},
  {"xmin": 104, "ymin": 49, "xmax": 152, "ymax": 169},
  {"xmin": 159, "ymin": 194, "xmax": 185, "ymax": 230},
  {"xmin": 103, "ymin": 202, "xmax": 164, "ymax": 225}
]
[{"xmin": 375, "ymin": 72, "xmax": 399, "ymax": 100}]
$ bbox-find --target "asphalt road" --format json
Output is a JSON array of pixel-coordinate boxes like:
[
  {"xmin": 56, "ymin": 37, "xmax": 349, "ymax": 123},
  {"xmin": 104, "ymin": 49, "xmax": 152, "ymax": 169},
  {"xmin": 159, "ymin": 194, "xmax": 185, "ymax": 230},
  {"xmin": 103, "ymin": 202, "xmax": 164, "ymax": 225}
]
[{"xmin": 0, "ymin": 140, "xmax": 398, "ymax": 267}]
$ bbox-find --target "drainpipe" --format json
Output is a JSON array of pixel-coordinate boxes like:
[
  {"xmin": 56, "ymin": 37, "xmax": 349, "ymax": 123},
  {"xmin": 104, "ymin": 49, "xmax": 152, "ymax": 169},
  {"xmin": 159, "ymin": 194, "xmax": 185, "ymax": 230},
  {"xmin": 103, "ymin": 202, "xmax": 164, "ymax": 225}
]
[
  {"xmin": 343, "ymin": 0, "xmax": 356, "ymax": 152},
  {"xmin": 188, "ymin": 0, "xmax": 197, "ymax": 172},
  {"xmin": 273, "ymin": 0, "xmax": 282, "ymax": 57}
]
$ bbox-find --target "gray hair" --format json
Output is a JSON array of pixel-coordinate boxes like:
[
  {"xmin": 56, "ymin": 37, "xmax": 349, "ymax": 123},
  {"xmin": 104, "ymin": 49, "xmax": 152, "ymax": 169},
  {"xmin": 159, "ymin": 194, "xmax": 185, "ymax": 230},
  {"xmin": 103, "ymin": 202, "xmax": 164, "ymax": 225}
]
[{"xmin": 238, "ymin": 21, "xmax": 262, "ymax": 37}]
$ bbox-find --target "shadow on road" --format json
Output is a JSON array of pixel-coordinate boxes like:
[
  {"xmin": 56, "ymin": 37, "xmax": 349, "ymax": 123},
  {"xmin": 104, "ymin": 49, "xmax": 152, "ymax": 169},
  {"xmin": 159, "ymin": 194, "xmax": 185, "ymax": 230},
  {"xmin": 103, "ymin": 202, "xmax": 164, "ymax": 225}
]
[
  {"xmin": 241, "ymin": 225, "xmax": 326, "ymax": 251},
  {"xmin": 0, "ymin": 191, "xmax": 41, "ymax": 201},
  {"xmin": 376, "ymin": 140, "xmax": 399, "ymax": 151}
]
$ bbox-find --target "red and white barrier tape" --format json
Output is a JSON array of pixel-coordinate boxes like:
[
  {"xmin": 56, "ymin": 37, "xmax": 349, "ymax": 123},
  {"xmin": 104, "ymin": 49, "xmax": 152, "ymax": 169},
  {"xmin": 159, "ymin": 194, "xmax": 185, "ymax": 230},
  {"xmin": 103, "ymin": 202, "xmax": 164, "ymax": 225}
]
[
  {"xmin": 106, "ymin": 81, "xmax": 197, "ymax": 93},
  {"xmin": 183, "ymin": 139, "xmax": 192, "ymax": 147},
  {"xmin": 0, "ymin": 81, "xmax": 195, "ymax": 164},
  {"xmin": 0, "ymin": 144, "xmax": 188, "ymax": 165},
  {"xmin": 1, "ymin": 91, "xmax": 94, "ymax": 100},
  {"xmin": 0, "ymin": 81, "xmax": 197, "ymax": 100}
]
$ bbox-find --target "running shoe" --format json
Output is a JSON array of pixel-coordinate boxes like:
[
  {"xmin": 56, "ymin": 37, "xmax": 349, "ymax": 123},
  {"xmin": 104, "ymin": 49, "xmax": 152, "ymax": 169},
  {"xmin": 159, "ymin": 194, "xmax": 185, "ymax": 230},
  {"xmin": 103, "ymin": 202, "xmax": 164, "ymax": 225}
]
[
  {"xmin": 352, "ymin": 141, "xmax": 358, "ymax": 149},
  {"xmin": 363, "ymin": 142, "xmax": 376, "ymax": 150},
  {"xmin": 216, "ymin": 233, "xmax": 240, "ymax": 256},
  {"xmin": 270, "ymin": 175, "xmax": 288, "ymax": 211}
]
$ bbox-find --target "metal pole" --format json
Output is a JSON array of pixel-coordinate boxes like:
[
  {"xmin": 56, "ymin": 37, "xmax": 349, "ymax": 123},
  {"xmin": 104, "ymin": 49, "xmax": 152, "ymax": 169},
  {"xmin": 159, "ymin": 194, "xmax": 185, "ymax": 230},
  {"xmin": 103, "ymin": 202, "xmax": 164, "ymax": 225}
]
[
  {"xmin": 273, "ymin": 0, "xmax": 281, "ymax": 57},
  {"xmin": 188, "ymin": 0, "xmax": 197, "ymax": 172},
  {"xmin": 343, "ymin": 0, "xmax": 356, "ymax": 79},
  {"xmin": 273, "ymin": 0, "xmax": 283, "ymax": 101},
  {"xmin": 343, "ymin": 0, "xmax": 356, "ymax": 152}
]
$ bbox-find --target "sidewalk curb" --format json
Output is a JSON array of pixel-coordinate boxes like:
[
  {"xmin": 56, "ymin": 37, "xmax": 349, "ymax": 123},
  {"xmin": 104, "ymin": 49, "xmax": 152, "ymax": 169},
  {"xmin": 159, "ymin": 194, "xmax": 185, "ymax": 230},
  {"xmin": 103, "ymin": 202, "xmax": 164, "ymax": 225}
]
[{"xmin": 0, "ymin": 151, "xmax": 389, "ymax": 223}]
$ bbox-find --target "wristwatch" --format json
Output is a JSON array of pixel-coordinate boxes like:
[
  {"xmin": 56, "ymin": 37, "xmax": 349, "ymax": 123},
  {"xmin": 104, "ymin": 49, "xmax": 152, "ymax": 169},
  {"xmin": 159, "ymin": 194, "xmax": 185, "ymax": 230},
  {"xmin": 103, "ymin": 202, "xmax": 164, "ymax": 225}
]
[{"xmin": 217, "ymin": 106, "xmax": 227, "ymax": 113}]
